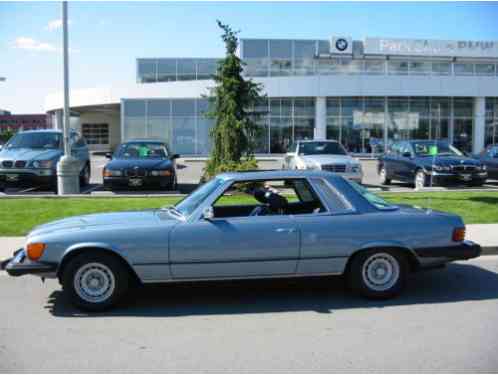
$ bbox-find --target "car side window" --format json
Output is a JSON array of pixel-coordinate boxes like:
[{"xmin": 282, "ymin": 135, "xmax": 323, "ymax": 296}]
[
  {"xmin": 211, "ymin": 178, "xmax": 326, "ymax": 219},
  {"xmin": 400, "ymin": 143, "xmax": 412, "ymax": 157},
  {"xmin": 311, "ymin": 178, "xmax": 352, "ymax": 213},
  {"xmin": 389, "ymin": 142, "xmax": 400, "ymax": 156}
]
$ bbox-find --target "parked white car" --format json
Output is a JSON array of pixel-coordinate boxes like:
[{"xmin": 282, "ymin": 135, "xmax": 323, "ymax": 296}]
[{"xmin": 282, "ymin": 140, "xmax": 363, "ymax": 183}]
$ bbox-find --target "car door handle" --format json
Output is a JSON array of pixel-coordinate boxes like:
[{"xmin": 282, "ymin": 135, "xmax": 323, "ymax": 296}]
[{"xmin": 275, "ymin": 228, "xmax": 297, "ymax": 233}]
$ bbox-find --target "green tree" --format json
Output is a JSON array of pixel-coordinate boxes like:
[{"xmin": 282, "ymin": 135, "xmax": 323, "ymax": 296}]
[
  {"xmin": 0, "ymin": 129, "xmax": 14, "ymax": 144},
  {"xmin": 203, "ymin": 21, "xmax": 265, "ymax": 179}
]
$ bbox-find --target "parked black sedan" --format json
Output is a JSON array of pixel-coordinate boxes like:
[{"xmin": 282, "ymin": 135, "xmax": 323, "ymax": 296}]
[
  {"xmin": 378, "ymin": 140, "xmax": 487, "ymax": 189},
  {"xmin": 473, "ymin": 144, "xmax": 498, "ymax": 180},
  {"xmin": 103, "ymin": 140, "xmax": 179, "ymax": 191}
]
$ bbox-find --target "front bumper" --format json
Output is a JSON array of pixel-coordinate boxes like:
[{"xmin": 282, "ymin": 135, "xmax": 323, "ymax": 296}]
[
  {"xmin": 414, "ymin": 240, "xmax": 482, "ymax": 260},
  {"xmin": 0, "ymin": 249, "xmax": 57, "ymax": 277},
  {"xmin": 428, "ymin": 171, "xmax": 487, "ymax": 185},
  {"xmin": 0, "ymin": 168, "xmax": 55, "ymax": 188},
  {"xmin": 104, "ymin": 174, "xmax": 175, "ymax": 190}
]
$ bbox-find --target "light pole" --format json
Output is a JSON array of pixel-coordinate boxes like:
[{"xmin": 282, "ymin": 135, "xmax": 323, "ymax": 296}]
[{"xmin": 56, "ymin": 1, "xmax": 80, "ymax": 194}]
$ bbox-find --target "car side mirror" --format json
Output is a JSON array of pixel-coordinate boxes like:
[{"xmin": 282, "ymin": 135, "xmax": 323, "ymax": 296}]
[
  {"xmin": 202, "ymin": 206, "xmax": 214, "ymax": 220},
  {"xmin": 402, "ymin": 152, "xmax": 412, "ymax": 158},
  {"xmin": 105, "ymin": 152, "xmax": 112, "ymax": 159},
  {"xmin": 171, "ymin": 154, "xmax": 180, "ymax": 160}
]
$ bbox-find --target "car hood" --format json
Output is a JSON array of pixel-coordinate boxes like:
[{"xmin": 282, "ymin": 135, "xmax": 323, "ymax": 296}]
[
  {"xmin": 416, "ymin": 156, "xmax": 481, "ymax": 167},
  {"xmin": 106, "ymin": 158, "xmax": 173, "ymax": 170},
  {"xmin": 299, "ymin": 154, "xmax": 356, "ymax": 165},
  {"xmin": 0, "ymin": 148, "xmax": 62, "ymax": 162},
  {"xmin": 28, "ymin": 209, "xmax": 177, "ymax": 238}
]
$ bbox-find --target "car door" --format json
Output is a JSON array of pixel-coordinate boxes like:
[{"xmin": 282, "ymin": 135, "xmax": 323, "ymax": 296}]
[
  {"xmin": 398, "ymin": 142, "xmax": 416, "ymax": 181},
  {"xmin": 483, "ymin": 146, "xmax": 498, "ymax": 179},
  {"xmin": 382, "ymin": 142, "xmax": 401, "ymax": 180},
  {"xmin": 169, "ymin": 208, "xmax": 300, "ymax": 279}
]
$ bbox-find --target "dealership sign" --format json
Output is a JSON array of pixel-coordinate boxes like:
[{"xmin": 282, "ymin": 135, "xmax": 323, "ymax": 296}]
[
  {"xmin": 364, "ymin": 37, "xmax": 498, "ymax": 58},
  {"xmin": 331, "ymin": 36, "xmax": 353, "ymax": 54}
]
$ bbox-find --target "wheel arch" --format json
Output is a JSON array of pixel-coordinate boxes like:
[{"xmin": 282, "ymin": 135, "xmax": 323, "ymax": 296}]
[
  {"xmin": 57, "ymin": 244, "xmax": 141, "ymax": 285},
  {"xmin": 345, "ymin": 244, "xmax": 420, "ymax": 274}
]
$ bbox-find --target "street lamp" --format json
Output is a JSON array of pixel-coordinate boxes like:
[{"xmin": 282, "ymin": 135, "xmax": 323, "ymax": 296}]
[{"xmin": 56, "ymin": 1, "xmax": 80, "ymax": 195}]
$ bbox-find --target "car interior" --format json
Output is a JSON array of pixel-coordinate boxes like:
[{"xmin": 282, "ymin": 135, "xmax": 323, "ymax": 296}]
[{"xmin": 212, "ymin": 178, "xmax": 326, "ymax": 218}]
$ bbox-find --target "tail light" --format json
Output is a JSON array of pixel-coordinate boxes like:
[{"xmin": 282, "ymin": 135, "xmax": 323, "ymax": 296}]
[{"xmin": 452, "ymin": 227, "xmax": 466, "ymax": 242}]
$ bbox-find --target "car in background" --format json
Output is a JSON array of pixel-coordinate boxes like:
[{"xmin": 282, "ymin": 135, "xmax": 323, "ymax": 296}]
[
  {"xmin": 103, "ymin": 139, "xmax": 179, "ymax": 191},
  {"xmin": 1, "ymin": 170, "xmax": 481, "ymax": 311},
  {"xmin": 473, "ymin": 144, "xmax": 498, "ymax": 180},
  {"xmin": 282, "ymin": 140, "xmax": 363, "ymax": 183},
  {"xmin": 378, "ymin": 140, "xmax": 487, "ymax": 189},
  {"xmin": 0, "ymin": 129, "xmax": 90, "ymax": 192}
]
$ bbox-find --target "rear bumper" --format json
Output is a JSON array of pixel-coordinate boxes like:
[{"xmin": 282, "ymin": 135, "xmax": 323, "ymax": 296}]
[
  {"xmin": 0, "ymin": 249, "xmax": 57, "ymax": 277},
  {"xmin": 414, "ymin": 240, "xmax": 482, "ymax": 260}
]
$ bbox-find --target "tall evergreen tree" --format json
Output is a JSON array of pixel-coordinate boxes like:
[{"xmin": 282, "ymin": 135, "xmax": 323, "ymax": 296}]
[{"xmin": 204, "ymin": 21, "xmax": 265, "ymax": 177}]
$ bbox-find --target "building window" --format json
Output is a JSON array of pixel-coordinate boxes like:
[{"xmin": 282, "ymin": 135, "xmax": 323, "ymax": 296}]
[
  {"xmin": 388, "ymin": 60, "xmax": 409, "ymax": 75},
  {"xmin": 485, "ymin": 98, "xmax": 498, "ymax": 146},
  {"xmin": 82, "ymin": 123, "xmax": 109, "ymax": 146},
  {"xmin": 454, "ymin": 63, "xmax": 474, "ymax": 76}
]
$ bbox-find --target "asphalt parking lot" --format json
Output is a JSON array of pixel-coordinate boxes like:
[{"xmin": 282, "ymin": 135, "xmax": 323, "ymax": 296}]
[
  {"xmin": 1, "ymin": 155, "xmax": 498, "ymax": 196},
  {"xmin": 1, "ymin": 256, "xmax": 498, "ymax": 372}
]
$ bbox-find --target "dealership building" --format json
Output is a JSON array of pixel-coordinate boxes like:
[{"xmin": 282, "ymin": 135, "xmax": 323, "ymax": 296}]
[{"xmin": 45, "ymin": 36, "xmax": 498, "ymax": 155}]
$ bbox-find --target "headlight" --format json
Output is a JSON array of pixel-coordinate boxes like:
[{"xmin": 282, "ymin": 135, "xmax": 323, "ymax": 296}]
[
  {"xmin": 103, "ymin": 169, "xmax": 122, "ymax": 177},
  {"xmin": 306, "ymin": 163, "xmax": 320, "ymax": 170},
  {"xmin": 481, "ymin": 165, "xmax": 487, "ymax": 171},
  {"xmin": 433, "ymin": 165, "xmax": 450, "ymax": 172},
  {"xmin": 32, "ymin": 160, "xmax": 53, "ymax": 169},
  {"xmin": 351, "ymin": 164, "xmax": 362, "ymax": 173},
  {"xmin": 151, "ymin": 170, "xmax": 172, "ymax": 177}
]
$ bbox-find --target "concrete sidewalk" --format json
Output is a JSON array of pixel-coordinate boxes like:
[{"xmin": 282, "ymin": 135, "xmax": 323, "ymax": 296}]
[{"xmin": 1, "ymin": 223, "xmax": 497, "ymax": 261}]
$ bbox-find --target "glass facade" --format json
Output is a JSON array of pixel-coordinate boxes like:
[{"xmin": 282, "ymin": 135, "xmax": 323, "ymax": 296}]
[
  {"xmin": 137, "ymin": 58, "xmax": 219, "ymax": 83},
  {"xmin": 485, "ymin": 98, "xmax": 498, "ymax": 146},
  {"xmin": 123, "ymin": 99, "xmax": 214, "ymax": 154},
  {"xmin": 327, "ymin": 97, "xmax": 474, "ymax": 154}
]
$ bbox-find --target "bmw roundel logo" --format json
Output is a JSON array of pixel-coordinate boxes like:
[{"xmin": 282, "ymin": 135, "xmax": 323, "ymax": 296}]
[{"xmin": 336, "ymin": 38, "xmax": 348, "ymax": 51}]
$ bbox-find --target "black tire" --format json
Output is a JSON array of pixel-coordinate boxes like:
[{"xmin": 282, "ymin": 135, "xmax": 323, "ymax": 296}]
[
  {"xmin": 79, "ymin": 163, "xmax": 91, "ymax": 187},
  {"xmin": 379, "ymin": 166, "xmax": 391, "ymax": 185},
  {"xmin": 61, "ymin": 252, "xmax": 130, "ymax": 312},
  {"xmin": 348, "ymin": 249, "xmax": 408, "ymax": 300}
]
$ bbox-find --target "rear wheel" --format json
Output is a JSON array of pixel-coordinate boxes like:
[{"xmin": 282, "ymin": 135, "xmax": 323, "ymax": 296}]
[
  {"xmin": 379, "ymin": 166, "xmax": 391, "ymax": 185},
  {"xmin": 61, "ymin": 252, "xmax": 130, "ymax": 311},
  {"xmin": 348, "ymin": 249, "xmax": 407, "ymax": 299}
]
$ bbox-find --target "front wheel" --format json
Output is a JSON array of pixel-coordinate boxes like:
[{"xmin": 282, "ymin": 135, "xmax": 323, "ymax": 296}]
[
  {"xmin": 414, "ymin": 169, "xmax": 427, "ymax": 189},
  {"xmin": 61, "ymin": 252, "xmax": 130, "ymax": 311},
  {"xmin": 348, "ymin": 249, "xmax": 407, "ymax": 299},
  {"xmin": 379, "ymin": 166, "xmax": 391, "ymax": 185}
]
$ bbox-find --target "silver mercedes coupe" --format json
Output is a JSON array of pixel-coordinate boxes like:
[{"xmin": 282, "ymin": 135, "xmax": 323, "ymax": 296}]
[{"xmin": 1, "ymin": 170, "xmax": 481, "ymax": 311}]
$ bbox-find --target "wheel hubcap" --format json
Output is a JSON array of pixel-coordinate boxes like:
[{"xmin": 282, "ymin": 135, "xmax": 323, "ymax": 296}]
[
  {"xmin": 362, "ymin": 253, "xmax": 400, "ymax": 292},
  {"xmin": 416, "ymin": 172, "xmax": 424, "ymax": 189},
  {"xmin": 380, "ymin": 169, "xmax": 386, "ymax": 182},
  {"xmin": 74, "ymin": 262, "xmax": 115, "ymax": 303}
]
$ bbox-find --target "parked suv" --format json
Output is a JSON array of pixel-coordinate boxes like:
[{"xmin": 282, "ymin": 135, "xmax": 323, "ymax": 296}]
[
  {"xmin": 0, "ymin": 129, "xmax": 90, "ymax": 192},
  {"xmin": 378, "ymin": 140, "xmax": 487, "ymax": 189},
  {"xmin": 282, "ymin": 140, "xmax": 363, "ymax": 183}
]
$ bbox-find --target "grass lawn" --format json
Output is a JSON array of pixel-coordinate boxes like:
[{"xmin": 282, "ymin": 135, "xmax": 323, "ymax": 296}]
[{"xmin": 0, "ymin": 191, "xmax": 497, "ymax": 236}]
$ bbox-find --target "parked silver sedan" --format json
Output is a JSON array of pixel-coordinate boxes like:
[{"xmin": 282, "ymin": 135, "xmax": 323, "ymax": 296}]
[{"xmin": 1, "ymin": 170, "xmax": 481, "ymax": 311}]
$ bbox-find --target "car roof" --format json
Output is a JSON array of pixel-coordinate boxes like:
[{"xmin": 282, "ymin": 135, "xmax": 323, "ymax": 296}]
[
  {"xmin": 217, "ymin": 169, "xmax": 344, "ymax": 181},
  {"xmin": 124, "ymin": 139, "xmax": 168, "ymax": 144},
  {"xmin": 18, "ymin": 129, "xmax": 63, "ymax": 134},
  {"xmin": 297, "ymin": 139, "xmax": 339, "ymax": 143}
]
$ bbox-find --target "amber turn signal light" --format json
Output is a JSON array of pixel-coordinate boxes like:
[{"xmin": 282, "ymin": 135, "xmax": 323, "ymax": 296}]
[
  {"xmin": 452, "ymin": 227, "xmax": 466, "ymax": 242},
  {"xmin": 26, "ymin": 243, "xmax": 46, "ymax": 261}
]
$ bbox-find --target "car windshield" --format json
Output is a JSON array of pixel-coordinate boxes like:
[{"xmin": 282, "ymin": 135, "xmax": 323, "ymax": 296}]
[
  {"xmin": 298, "ymin": 142, "xmax": 347, "ymax": 156},
  {"xmin": 116, "ymin": 143, "xmax": 168, "ymax": 159},
  {"xmin": 5, "ymin": 132, "xmax": 61, "ymax": 150},
  {"xmin": 347, "ymin": 180, "xmax": 395, "ymax": 210},
  {"xmin": 171, "ymin": 177, "xmax": 225, "ymax": 217},
  {"xmin": 412, "ymin": 141, "xmax": 463, "ymax": 157}
]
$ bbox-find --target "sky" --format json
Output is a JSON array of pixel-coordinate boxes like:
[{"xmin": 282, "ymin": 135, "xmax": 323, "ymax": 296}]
[{"xmin": 1, "ymin": 1, "xmax": 498, "ymax": 114}]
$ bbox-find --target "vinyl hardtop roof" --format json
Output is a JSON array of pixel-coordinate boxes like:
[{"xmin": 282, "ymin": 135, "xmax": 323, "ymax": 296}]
[{"xmin": 217, "ymin": 169, "xmax": 342, "ymax": 181}]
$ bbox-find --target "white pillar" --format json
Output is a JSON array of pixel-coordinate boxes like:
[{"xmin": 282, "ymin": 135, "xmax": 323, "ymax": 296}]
[
  {"xmin": 314, "ymin": 96, "xmax": 326, "ymax": 139},
  {"xmin": 473, "ymin": 97, "xmax": 485, "ymax": 153}
]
